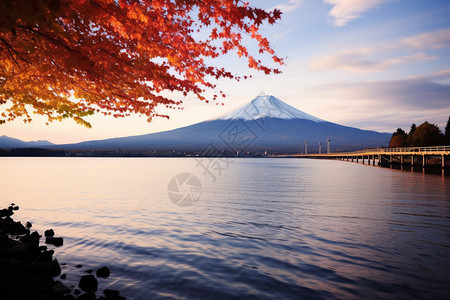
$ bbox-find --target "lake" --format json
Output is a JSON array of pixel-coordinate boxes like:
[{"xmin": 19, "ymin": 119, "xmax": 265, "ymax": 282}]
[{"xmin": 1, "ymin": 157, "xmax": 449, "ymax": 299}]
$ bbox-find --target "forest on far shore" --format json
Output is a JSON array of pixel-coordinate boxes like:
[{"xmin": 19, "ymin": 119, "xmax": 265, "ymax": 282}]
[{"xmin": 389, "ymin": 116, "xmax": 450, "ymax": 147}]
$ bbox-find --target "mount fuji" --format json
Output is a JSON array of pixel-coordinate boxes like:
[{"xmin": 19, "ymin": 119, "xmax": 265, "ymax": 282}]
[{"xmin": 55, "ymin": 94, "xmax": 390, "ymax": 152}]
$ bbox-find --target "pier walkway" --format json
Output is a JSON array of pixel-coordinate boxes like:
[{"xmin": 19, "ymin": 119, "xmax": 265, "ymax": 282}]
[{"xmin": 296, "ymin": 146, "xmax": 450, "ymax": 168}]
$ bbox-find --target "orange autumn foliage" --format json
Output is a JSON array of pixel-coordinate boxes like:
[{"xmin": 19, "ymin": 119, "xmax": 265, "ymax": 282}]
[{"xmin": 0, "ymin": 0, "xmax": 283, "ymax": 127}]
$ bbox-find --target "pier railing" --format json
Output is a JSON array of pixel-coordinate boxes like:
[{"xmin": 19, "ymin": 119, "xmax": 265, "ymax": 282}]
[
  {"xmin": 344, "ymin": 146, "xmax": 450, "ymax": 155},
  {"xmin": 379, "ymin": 146, "xmax": 450, "ymax": 153},
  {"xmin": 299, "ymin": 146, "xmax": 450, "ymax": 156}
]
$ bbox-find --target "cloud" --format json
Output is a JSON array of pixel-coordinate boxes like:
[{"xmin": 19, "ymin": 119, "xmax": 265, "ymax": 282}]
[
  {"xmin": 334, "ymin": 78, "xmax": 450, "ymax": 108},
  {"xmin": 400, "ymin": 28, "xmax": 450, "ymax": 49},
  {"xmin": 271, "ymin": 0, "xmax": 304, "ymax": 13},
  {"xmin": 308, "ymin": 77, "xmax": 450, "ymax": 131},
  {"xmin": 433, "ymin": 68, "xmax": 450, "ymax": 78},
  {"xmin": 309, "ymin": 49, "xmax": 436, "ymax": 72},
  {"xmin": 324, "ymin": 0, "xmax": 392, "ymax": 27}
]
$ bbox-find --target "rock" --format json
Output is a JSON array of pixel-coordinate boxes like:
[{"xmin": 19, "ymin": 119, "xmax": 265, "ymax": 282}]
[
  {"xmin": 96, "ymin": 266, "xmax": 110, "ymax": 278},
  {"xmin": 104, "ymin": 289, "xmax": 126, "ymax": 300},
  {"xmin": 20, "ymin": 231, "xmax": 40, "ymax": 247},
  {"xmin": 60, "ymin": 273, "xmax": 67, "ymax": 279},
  {"xmin": 13, "ymin": 206, "xmax": 19, "ymax": 210},
  {"xmin": 10, "ymin": 221, "xmax": 29, "ymax": 235},
  {"xmin": 28, "ymin": 258, "xmax": 61, "ymax": 276},
  {"xmin": 74, "ymin": 289, "xmax": 81, "ymax": 295},
  {"xmin": 39, "ymin": 245, "xmax": 48, "ymax": 251},
  {"xmin": 77, "ymin": 292, "xmax": 97, "ymax": 300},
  {"xmin": 0, "ymin": 208, "xmax": 14, "ymax": 218},
  {"xmin": 85, "ymin": 269, "xmax": 93, "ymax": 274},
  {"xmin": 45, "ymin": 229, "xmax": 55, "ymax": 237},
  {"xmin": 0, "ymin": 236, "xmax": 33, "ymax": 259},
  {"xmin": 75, "ymin": 264, "xmax": 83, "ymax": 268},
  {"xmin": 39, "ymin": 249, "xmax": 54, "ymax": 263},
  {"xmin": 78, "ymin": 274, "xmax": 98, "ymax": 293},
  {"xmin": 46, "ymin": 236, "xmax": 64, "ymax": 246},
  {"xmin": 62, "ymin": 295, "xmax": 77, "ymax": 300},
  {"xmin": 104, "ymin": 289, "xmax": 120, "ymax": 297},
  {"xmin": 50, "ymin": 258, "xmax": 62, "ymax": 276},
  {"xmin": 53, "ymin": 280, "xmax": 70, "ymax": 294},
  {"xmin": 26, "ymin": 221, "xmax": 32, "ymax": 228}
]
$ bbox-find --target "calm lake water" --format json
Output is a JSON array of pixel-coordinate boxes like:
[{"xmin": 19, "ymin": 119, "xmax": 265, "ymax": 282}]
[{"xmin": 1, "ymin": 157, "xmax": 449, "ymax": 299}]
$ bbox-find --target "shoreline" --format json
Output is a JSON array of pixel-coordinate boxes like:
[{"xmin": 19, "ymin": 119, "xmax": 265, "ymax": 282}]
[{"xmin": 0, "ymin": 205, "xmax": 125, "ymax": 300}]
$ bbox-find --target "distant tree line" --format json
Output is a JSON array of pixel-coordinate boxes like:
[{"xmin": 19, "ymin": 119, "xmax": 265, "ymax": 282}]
[{"xmin": 389, "ymin": 116, "xmax": 450, "ymax": 147}]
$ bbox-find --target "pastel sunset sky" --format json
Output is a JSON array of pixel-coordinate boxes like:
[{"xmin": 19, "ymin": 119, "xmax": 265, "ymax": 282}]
[{"xmin": 2, "ymin": 0, "xmax": 450, "ymax": 144}]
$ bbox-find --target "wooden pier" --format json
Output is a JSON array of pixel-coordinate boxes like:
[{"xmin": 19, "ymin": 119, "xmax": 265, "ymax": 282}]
[{"xmin": 296, "ymin": 146, "xmax": 450, "ymax": 169}]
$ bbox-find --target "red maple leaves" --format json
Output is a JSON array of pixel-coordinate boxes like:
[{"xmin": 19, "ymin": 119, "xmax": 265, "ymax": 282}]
[{"xmin": 0, "ymin": 0, "xmax": 283, "ymax": 126}]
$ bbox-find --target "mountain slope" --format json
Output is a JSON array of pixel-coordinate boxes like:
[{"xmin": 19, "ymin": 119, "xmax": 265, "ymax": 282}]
[
  {"xmin": 0, "ymin": 135, "xmax": 54, "ymax": 150},
  {"xmin": 56, "ymin": 95, "xmax": 390, "ymax": 152}
]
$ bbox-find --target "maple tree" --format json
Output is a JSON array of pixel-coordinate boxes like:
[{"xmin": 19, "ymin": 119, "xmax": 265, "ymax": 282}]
[{"xmin": 0, "ymin": 0, "xmax": 283, "ymax": 127}]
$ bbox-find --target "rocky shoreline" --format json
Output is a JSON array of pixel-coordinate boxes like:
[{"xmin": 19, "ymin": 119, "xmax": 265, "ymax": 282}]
[{"xmin": 0, "ymin": 205, "xmax": 126, "ymax": 300}]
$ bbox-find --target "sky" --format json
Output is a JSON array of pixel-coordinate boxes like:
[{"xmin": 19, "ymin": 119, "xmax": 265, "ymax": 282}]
[{"xmin": 1, "ymin": 0, "xmax": 450, "ymax": 144}]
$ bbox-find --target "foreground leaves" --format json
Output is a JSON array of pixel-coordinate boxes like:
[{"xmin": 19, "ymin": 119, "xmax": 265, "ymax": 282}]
[{"xmin": 0, "ymin": 0, "xmax": 283, "ymax": 127}]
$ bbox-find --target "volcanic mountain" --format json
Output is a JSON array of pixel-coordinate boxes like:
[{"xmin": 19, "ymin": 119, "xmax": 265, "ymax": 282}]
[{"xmin": 56, "ymin": 95, "xmax": 390, "ymax": 152}]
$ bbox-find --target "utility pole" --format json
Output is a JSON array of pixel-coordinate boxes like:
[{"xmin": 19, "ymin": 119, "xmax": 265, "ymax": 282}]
[{"xmin": 305, "ymin": 140, "xmax": 308, "ymax": 155}]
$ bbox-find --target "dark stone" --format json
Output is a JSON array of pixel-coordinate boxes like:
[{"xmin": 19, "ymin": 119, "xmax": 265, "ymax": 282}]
[
  {"xmin": 45, "ymin": 229, "xmax": 55, "ymax": 237},
  {"xmin": 26, "ymin": 221, "xmax": 32, "ymax": 228},
  {"xmin": 50, "ymin": 258, "xmax": 62, "ymax": 276},
  {"xmin": 39, "ymin": 245, "xmax": 48, "ymax": 252},
  {"xmin": 62, "ymin": 295, "xmax": 77, "ymax": 300},
  {"xmin": 46, "ymin": 237, "xmax": 64, "ymax": 246},
  {"xmin": 78, "ymin": 274, "xmax": 98, "ymax": 293},
  {"xmin": 39, "ymin": 249, "xmax": 54, "ymax": 263},
  {"xmin": 0, "ymin": 208, "xmax": 14, "ymax": 218},
  {"xmin": 104, "ymin": 289, "xmax": 120, "ymax": 297},
  {"xmin": 75, "ymin": 264, "xmax": 83, "ymax": 268},
  {"xmin": 9, "ymin": 221, "xmax": 29, "ymax": 235},
  {"xmin": 20, "ymin": 231, "xmax": 40, "ymax": 247},
  {"xmin": 60, "ymin": 273, "xmax": 67, "ymax": 280},
  {"xmin": 13, "ymin": 206, "xmax": 19, "ymax": 210},
  {"xmin": 74, "ymin": 289, "xmax": 81, "ymax": 295},
  {"xmin": 103, "ymin": 289, "xmax": 126, "ymax": 300},
  {"xmin": 77, "ymin": 292, "xmax": 97, "ymax": 300},
  {"xmin": 53, "ymin": 280, "xmax": 70, "ymax": 294},
  {"xmin": 96, "ymin": 266, "xmax": 110, "ymax": 278},
  {"xmin": 0, "ymin": 236, "xmax": 33, "ymax": 259}
]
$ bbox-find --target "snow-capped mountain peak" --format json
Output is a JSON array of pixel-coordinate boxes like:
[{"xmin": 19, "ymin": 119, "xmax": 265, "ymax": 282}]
[{"xmin": 218, "ymin": 94, "xmax": 324, "ymax": 122}]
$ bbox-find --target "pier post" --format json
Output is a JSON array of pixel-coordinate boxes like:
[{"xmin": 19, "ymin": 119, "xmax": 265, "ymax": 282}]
[
  {"xmin": 356, "ymin": 156, "xmax": 359, "ymax": 163},
  {"xmin": 422, "ymin": 155, "xmax": 426, "ymax": 168},
  {"xmin": 411, "ymin": 155, "xmax": 414, "ymax": 167},
  {"xmin": 372, "ymin": 155, "xmax": 375, "ymax": 166},
  {"xmin": 442, "ymin": 155, "xmax": 446, "ymax": 169},
  {"xmin": 400, "ymin": 155, "xmax": 404, "ymax": 165}
]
